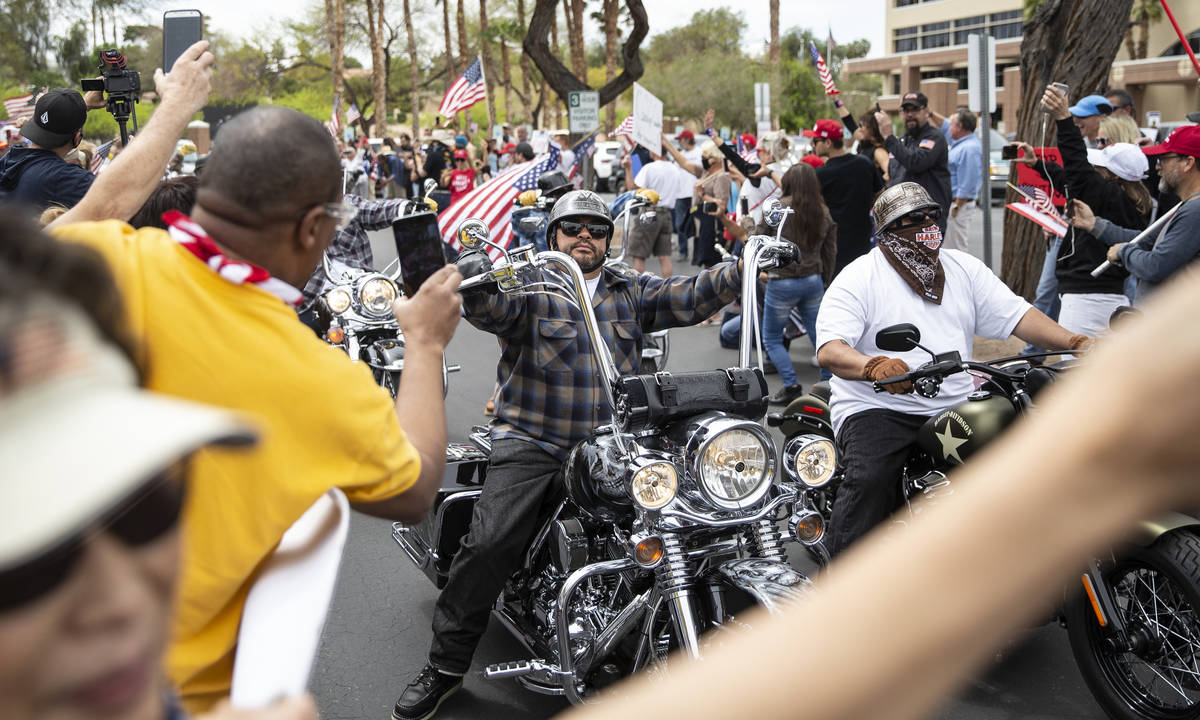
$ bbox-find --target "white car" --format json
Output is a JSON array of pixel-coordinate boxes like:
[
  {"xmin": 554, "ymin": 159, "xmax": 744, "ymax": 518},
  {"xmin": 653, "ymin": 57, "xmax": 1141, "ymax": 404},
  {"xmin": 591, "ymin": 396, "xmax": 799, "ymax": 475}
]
[{"xmin": 592, "ymin": 140, "xmax": 623, "ymax": 192}]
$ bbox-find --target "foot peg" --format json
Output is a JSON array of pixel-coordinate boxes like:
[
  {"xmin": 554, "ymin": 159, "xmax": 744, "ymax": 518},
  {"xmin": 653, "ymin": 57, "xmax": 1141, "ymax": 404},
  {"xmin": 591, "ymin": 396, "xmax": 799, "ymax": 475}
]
[{"xmin": 484, "ymin": 659, "xmax": 560, "ymax": 680}]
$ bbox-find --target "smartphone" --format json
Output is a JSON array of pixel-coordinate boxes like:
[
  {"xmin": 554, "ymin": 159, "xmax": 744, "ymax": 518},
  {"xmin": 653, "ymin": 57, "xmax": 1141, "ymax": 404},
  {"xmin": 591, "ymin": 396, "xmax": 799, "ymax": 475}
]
[
  {"xmin": 702, "ymin": 201, "xmax": 719, "ymax": 214},
  {"xmin": 1001, "ymin": 145, "xmax": 1019, "ymax": 160},
  {"xmin": 163, "ymin": 10, "xmax": 203, "ymax": 73},
  {"xmin": 393, "ymin": 212, "xmax": 448, "ymax": 296},
  {"xmin": 1041, "ymin": 82, "xmax": 1070, "ymax": 113}
]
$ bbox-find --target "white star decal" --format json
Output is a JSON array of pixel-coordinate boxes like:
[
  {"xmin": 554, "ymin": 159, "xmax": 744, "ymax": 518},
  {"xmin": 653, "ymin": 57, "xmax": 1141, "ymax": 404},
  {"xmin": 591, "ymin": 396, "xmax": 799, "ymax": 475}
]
[{"xmin": 936, "ymin": 420, "xmax": 969, "ymax": 464}]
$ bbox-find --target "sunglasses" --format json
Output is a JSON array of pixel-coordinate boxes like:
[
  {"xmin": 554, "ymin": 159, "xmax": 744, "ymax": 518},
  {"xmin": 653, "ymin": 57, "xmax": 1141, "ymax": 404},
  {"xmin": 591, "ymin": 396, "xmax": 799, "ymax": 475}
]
[
  {"xmin": 559, "ymin": 220, "xmax": 610, "ymax": 240},
  {"xmin": 892, "ymin": 209, "xmax": 941, "ymax": 229},
  {"xmin": 0, "ymin": 470, "xmax": 185, "ymax": 612}
]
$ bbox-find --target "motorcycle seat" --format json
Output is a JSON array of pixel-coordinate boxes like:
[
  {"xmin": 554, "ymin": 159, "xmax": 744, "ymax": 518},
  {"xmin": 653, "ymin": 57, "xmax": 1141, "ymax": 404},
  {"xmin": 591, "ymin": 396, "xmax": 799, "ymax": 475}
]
[{"xmin": 810, "ymin": 382, "xmax": 831, "ymax": 404}]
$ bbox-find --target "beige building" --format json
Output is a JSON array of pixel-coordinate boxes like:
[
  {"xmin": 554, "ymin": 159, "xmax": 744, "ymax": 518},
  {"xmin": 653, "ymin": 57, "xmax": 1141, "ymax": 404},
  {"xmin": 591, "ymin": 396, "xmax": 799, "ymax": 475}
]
[{"xmin": 845, "ymin": 0, "xmax": 1199, "ymax": 131}]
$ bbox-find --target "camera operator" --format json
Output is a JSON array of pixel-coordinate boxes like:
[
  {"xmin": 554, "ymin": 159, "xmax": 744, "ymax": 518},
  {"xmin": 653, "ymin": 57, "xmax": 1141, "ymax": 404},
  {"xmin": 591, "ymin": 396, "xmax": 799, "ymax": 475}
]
[{"xmin": 0, "ymin": 88, "xmax": 106, "ymax": 211}]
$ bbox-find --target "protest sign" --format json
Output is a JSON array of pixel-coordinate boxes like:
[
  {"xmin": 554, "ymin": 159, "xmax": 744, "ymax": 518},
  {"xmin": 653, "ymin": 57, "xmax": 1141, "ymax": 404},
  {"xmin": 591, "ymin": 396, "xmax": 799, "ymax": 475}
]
[
  {"xmin": 632, "ymin": 82, "xmax": 662, "ymax": 155},
  {"xmin": 1014, "ymin": 147, "xmax": 1066, "ymax": 207}
]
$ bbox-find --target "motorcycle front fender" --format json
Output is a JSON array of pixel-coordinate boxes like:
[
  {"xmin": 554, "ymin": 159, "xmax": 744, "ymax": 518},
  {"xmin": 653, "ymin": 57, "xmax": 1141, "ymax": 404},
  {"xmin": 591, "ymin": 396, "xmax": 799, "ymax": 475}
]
[
  {"xmin": 707, "ymin": 558, "xmax": 812, "ymax": 616},
  {"xmin": 1127, "ymin": 511, "xmax": 1200, "ymax": 547}
]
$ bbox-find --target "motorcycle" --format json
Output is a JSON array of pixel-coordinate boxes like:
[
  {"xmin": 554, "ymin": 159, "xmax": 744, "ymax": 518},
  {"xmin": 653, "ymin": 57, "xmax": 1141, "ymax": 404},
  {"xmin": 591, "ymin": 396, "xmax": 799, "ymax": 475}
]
[
  {"xmin": 391, "ymin": 213, "xmax": 818, "ymax": 704},
  {"xmin": 768, "ymin": 324, "xmax": 1200, "ymax": 720},
  {"xmin": 314, "ymin": 199, "xmax": 458, "ymax": 398}
]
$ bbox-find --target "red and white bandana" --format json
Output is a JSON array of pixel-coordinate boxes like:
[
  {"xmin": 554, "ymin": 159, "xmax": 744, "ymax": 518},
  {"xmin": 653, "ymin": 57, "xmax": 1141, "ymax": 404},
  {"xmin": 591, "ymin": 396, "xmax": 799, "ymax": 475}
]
[{"xmin": 163, "ymin": 210, "xmax": 303, "ymax": 306}]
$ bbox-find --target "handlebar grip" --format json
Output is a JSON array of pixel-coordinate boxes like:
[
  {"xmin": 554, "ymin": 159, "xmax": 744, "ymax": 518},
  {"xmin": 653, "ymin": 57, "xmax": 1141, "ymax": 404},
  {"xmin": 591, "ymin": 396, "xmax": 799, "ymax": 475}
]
[{"xmin": 872, "ymin": 373, "xmax": 912, "ymax": 392}]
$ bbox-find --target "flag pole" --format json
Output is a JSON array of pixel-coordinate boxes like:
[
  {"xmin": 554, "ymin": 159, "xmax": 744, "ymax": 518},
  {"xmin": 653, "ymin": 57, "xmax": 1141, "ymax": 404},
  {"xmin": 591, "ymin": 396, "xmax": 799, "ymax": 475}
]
[{"xmin": 1160, "ymin": 0, "xmax": 1200, "ymax": 78}]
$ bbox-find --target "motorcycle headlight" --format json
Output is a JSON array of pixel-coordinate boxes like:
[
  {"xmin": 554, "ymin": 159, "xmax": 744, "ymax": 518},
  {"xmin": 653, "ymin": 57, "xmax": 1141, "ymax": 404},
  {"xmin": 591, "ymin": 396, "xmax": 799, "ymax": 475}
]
[
  {"xmin": 630, "ymin": 462, "xmax": 677, "ymax": 510},
  {"xmin": 358, "ymin": 276, "xmax": 397, "ymax": 317},
  {"xmin": 325, "ymin": 288, "xmax": 352, "ymax": 315},
  {"xmin": 783, "ymin": 434, "xmax": 837, "ymax": 488},
  {"xmin": 690, "ymin": 420, "xmax": 775, "ymax": 508}
]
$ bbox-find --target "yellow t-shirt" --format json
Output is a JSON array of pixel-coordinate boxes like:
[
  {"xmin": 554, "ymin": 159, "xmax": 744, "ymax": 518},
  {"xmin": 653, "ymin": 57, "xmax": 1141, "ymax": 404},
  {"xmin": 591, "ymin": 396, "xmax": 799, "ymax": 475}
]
[{"xmin": 53, "ymin": 221, "xmax": 420, "ymax": 711}]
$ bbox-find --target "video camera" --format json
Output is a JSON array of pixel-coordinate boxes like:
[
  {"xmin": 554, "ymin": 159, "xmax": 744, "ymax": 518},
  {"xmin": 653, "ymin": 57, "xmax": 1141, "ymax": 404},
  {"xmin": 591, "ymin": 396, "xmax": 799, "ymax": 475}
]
[{"xmin": 81, "ymin": 50, "xmax": 141, "ymax": 145}]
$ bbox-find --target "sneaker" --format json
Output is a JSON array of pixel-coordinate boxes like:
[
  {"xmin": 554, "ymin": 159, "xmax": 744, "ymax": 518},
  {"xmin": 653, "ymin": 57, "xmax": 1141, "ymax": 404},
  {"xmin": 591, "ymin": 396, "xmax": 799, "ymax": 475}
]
[
  {"xmin": 392, "ymin": 664, "xmax": 463, "ymax": 720},
  {"xmin": 767, "ymin": 384, "xmax": 803, "ymax": 405}
]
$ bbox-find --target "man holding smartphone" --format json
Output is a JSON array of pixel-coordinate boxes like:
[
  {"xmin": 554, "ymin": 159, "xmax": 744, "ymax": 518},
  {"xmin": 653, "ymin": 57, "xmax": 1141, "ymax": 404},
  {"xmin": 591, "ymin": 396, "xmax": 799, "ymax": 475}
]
[{"xmin": 393, "ymin": 189, "xmax": 746, "ymax": 720}]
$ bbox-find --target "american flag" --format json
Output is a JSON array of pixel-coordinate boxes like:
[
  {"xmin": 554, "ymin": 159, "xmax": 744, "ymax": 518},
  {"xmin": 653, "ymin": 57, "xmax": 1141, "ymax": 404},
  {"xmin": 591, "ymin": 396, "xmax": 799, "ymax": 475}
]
[
  {"xmin": 438, "ymin": 144, "xmax": 561, "ymax": 260},
  {"xmin": 345, "ymin": 102, "xmax": 361, "ymax": 125},
  {"xmin": 438, "ymin": 57, "xmax": 487, "ymax": 121},
  {"xmin": 809, "ymin": 42, "xmax": 839, "ymax": 96},
  {"xmin": 567, "ymin": 131, "xmax": 597, "ymax": 179},
  {"xmin": 3, "ymin": 93, "xmax": 35, "ymax": 123},
  {"xmin": 1017, "ymin": 185, "xmax": 1062, "ymax": 219},
  {"xmin": 612, "ymin": 114, "xmax": 634, "ymax": 136},
  {"xmin": 90, "ymin": 140, "xmax": 114, "ymax": 174},
  {"xmin": 329, "ymin": 96, "xmax": 341, "ymax": 138}
]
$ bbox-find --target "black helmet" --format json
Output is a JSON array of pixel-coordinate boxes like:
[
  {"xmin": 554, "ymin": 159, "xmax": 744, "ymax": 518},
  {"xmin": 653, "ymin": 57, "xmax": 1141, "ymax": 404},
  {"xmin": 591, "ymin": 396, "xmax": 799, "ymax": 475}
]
[
  {"xmin": 537, "ymin": 170, "xmax": 572, "ymax": 199},
  {"xmin": 546, "ymin": 189, "xmax": 614, "ymax": 252}
]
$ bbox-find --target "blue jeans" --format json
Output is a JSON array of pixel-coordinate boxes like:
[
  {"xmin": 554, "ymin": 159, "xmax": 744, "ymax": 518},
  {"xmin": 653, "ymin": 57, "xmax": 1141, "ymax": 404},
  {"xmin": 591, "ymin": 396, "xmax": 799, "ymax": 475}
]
[
  {"xmin": 1022, "ymin": 235, "xmax": 1062, "ymax": 355},
  {"xmin": 762, "ymin": 275, "xmax": 828, "ymax": 387}
]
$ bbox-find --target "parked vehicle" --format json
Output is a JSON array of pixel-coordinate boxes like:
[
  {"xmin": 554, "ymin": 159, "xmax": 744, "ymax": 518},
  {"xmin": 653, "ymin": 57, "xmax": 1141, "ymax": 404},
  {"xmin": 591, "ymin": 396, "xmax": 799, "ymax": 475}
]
[
  {"xmin": 768, "ymin": 324, "xmax": 1200, "ymax": 720},
  {"xmin": 592, "ymin": 140, "xmax": 623, "ymax": 192},
  {"xmin": 392, "ymin": 213, "xmax": 819, "ymax": 705}
]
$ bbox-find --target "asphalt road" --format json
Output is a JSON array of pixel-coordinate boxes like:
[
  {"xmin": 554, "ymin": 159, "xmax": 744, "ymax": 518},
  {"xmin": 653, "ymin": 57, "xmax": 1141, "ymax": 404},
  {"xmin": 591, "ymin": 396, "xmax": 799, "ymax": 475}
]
[{"xmin": 307, "ymin": 203, "xmax": 1108, "ymax": 719}]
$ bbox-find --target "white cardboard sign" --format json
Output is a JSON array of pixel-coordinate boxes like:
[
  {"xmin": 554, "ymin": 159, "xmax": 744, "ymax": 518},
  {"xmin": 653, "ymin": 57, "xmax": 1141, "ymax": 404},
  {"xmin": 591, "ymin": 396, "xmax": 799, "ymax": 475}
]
[{"xmin": 632, "ymin": 82, "xmax": 663, "ymax": 156}]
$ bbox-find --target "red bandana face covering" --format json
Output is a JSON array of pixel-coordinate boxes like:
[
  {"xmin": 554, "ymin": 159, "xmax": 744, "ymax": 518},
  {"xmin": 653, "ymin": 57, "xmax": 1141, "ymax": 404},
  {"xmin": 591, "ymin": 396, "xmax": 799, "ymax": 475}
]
[
  {"xmin": 877, "ymin": 224, "xmax": 945, "ymax": 304},
  {"xmin": 163, "ymin": 210, "xmax": 303, "ymax": 306}
]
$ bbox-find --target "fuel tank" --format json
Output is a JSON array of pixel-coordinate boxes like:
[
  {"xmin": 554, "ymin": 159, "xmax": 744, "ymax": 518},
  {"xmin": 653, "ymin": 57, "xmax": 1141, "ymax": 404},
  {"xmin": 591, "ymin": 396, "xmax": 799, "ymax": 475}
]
[
  {"xmin": 916, "ymin": 391, "xmax": 1016, "ymax": 466},
  {"xmin": 563, "ymin": 432, "xmax": 633, "ymax": 522}
]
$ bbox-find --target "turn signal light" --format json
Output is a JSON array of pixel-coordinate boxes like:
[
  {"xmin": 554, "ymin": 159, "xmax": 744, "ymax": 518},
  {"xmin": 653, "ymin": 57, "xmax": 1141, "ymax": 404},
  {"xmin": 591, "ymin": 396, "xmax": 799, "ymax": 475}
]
[
  {"xmin": 634, "ymin": 536, "xmax": 664, "ymax": 567},
  {"xmin": 789, "ymin": 510, "xmax": 825, "ymax": 545},
  {"xmin": 326, "ymin": 327, "xmax": 345, "ymax": 344}
]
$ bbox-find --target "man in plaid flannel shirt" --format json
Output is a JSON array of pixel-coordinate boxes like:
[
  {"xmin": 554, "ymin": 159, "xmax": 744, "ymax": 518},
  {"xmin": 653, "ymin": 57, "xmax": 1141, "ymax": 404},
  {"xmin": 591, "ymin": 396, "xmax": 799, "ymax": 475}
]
[{"xmin": 393, "ymin": 189, "xmax": 745, "ymax": 720}]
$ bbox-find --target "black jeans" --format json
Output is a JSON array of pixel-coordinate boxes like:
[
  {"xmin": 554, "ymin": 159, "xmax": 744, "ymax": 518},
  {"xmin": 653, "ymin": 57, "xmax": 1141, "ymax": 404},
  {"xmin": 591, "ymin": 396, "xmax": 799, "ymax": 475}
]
[
  {"xmin": 429, "ymin": 438, "xmax": 564, "ymax": 673},
  {"xmin": 827, "ymin": 408, "xmax": 929, "ymax": 556}
]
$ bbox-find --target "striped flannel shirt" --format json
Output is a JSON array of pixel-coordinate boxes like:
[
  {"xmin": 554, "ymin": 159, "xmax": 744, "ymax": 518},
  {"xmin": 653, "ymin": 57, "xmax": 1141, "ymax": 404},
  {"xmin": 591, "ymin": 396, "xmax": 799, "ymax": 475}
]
[
  {"xmin": 464, "ymin": 261, "xmax": 742, "ymax": 459},
  {"xmin": 300, "ymin": 194, "xmax": 400, "ymax": 310}
]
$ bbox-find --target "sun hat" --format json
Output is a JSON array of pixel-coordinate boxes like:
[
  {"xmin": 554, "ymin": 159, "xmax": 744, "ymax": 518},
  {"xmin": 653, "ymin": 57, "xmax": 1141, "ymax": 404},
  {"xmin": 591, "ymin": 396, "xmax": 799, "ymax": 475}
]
[
  {"xmin": 0, "ymin": 301, "xmax": 256, "ymax": 570},
  {"xmin": 1086, "ymin": 143, "xmax": 1148, "ymax": 181}
]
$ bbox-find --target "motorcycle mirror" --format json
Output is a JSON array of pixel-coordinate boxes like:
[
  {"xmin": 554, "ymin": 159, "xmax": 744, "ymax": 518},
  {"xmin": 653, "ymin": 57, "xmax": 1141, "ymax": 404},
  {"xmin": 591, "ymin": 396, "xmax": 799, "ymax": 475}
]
[
  {"xmin": 762, "ymin": 198, "xmax": 787, "ymax": 228},
  {"xmin": 639, "ymin": 209, "xmax": 657, "ymax": 226},
  {"xmin": 518, "ymin": 216, "xmax": 545, "ymax": 234},
  {"xmin": 423, "ymin": 178, "xmax": 438, "ymax": 196},
  {"xmin": 382, "ymin": 257, "xmax": 402, "ymax": 283},
  {"xmin": 875, "ymin": 323, "xmax": 922, "ymax": 352},
  {"xmin": 456, "ymin": 218, "xmax": 490, "ymax": 250}
]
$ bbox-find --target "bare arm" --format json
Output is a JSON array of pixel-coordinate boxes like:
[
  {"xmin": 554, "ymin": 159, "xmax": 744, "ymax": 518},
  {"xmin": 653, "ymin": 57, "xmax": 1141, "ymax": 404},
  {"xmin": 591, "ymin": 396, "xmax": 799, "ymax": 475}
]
[
  {"xmin": 1011, "ymin": 306, "xmax": 1079, "ymax": 351},
  {"xmin": 659, "ymin": 132, "xmax": 701, "ymax": 176},
  {"xmin": 48, "ymin": 42, "xmax": 213, "ymax": 229},
  {"xmin": 816, "ymin": 339, "xmax": 872, "ymax": 380},
  {"xmin": 352, "ymin": 265, "xmax": 462, "ymax": 522}
]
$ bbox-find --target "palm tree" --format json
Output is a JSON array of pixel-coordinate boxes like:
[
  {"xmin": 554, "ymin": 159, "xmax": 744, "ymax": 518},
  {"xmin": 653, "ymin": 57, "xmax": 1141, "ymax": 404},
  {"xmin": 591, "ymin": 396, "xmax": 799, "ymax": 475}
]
[
  {"xmin": 325, "ymin": 0, "xmax": 346, "ymax": 112},
  {"xmin": 769, "ymin": 0, "xmax": 779, "ymax": 125},
  {"xmin": 1131, "ymin": 0, "xmax": 1162, "ymax": 59},
  {"xmin": 365, "ymin": 0, "xmax": 388, "ymax": 135},
  {"xmin": 602, "ymin": 0, "xmax": 618, "ymax": 128},
  {"xmin": 479, "ymin": 0, "xmax": 496, "ymax": 135},
  {"xmin": 402, "ymin": 0, "xmax": 421, "ymax": 140}
]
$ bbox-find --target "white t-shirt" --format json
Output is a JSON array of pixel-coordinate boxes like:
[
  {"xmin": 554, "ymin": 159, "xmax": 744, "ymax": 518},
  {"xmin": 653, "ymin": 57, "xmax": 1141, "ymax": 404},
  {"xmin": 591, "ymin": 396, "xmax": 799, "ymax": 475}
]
[
  {"xmin": 635, "ymin": 161, "xmax": 694, "ymax": 207},
  {"xmin": 681, "ymin": 146, "xmax": 703, "ymax": 169},
  {"xmin": 814, "ymin": 248, "xmax": 1032, "ymax": 434},
  {"xmin": 738, "ymin": 175, "xmax": 782, "ymax": 223}
]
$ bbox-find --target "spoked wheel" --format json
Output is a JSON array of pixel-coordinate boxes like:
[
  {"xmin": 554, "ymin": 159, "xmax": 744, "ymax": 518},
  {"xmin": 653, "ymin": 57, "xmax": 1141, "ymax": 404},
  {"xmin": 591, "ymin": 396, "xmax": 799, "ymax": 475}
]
[{"xmin": 1067, "ymin": 531, "xmax": 1200, "ymax": 720}]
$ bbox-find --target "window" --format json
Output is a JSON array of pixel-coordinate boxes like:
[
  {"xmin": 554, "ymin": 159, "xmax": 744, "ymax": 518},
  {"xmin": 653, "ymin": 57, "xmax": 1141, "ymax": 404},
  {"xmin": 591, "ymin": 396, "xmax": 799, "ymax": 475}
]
[
  {"xmin": 922, "ymin": 21, "xmax": 950, "ymax": 32},
  {"xmin": 896, "ymin": 0, "xmax": 921, "ymax": 6},
  {"xmin": 991, "ymin": 22, "xmax": 1023, "ymax": 39},
  {"xmin": 921, "ymin": 67, "xmax": 968, "ymax": 89},
  {"xmin": 990, "ymin": 10, "xmax": 1021, "ymax": 21},
  {"xmin": 893, "ymin": 74, "xmax": 902, "ymax": 95},
  {"xmin": 955, "ymin": 15, "xmax": 986, "ymax": 28},
  {"xmin": 895, "ymin": 38, "xmax": 918, "ymax": 52},
  {"xmin": 896, "ymin": 25, "xmax": 918, "ymax": 36},
  {"xmin": 922, "ymin": 32, "xmax": 951, "ymax": 49}
]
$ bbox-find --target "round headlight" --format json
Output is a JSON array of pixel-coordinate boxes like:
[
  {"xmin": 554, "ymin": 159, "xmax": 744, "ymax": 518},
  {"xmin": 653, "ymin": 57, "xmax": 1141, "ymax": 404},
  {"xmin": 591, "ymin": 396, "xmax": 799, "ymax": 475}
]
[
  {"xmin": 783, "ymin": 435, "xmax": 837, "ymax": 488},
  {"xmin": 630, "ymin": 462, "xmax": 677, "ymax": 510},
  {"xmin": 359, "ymin": 277, "xmax": 397, "ymax": 317},
  {"xmin": 325, "ymin": 288, "xmax": 352, "ymax": 315},
  {"xmin": 696, "ymin": 426, "xmax": 772, "ymax": 506}
]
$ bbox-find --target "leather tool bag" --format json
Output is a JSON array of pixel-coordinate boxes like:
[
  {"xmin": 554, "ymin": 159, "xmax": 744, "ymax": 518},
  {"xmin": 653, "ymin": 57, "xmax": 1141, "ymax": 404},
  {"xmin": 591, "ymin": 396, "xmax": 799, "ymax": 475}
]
[{"xmin": 612, "ymin": 368, "xmax": 768, "ymax": 431}]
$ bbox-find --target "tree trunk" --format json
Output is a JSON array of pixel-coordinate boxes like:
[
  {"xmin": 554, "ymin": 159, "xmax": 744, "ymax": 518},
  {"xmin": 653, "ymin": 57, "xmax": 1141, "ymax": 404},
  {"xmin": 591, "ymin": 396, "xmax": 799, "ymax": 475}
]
[
  {"xmin": 404, "ymin": 0, "xmax": 421, "ymax": 140},
  {"xmin": 500, "ymin": 34, "xmax": 513, "ymax": 124},
  {"xmin": 442, "ymin": 0, "xmax": 456, "ymax": 79},
  {"xmin": 479, "ymin": 0, "xmax": 496, "ymax": 137},
  {"xmin": 1135, "ymin": 20, "xmax": 1149, "ymax": 60},
  {"xmin": 456, "ymin": 0, "xmax": 470, "ymax": 130},
  {"xmin": 525, "ymin": 0, "xmax": 649, "ymax": 108},
  {"xmin": 366, "ymin": 0, "xmax": 388, "ymax": 135},
  {"xmin": 603, "ymin": 0, "xmax": 618, "ymax": 129},
  {"xmin": 517, "ymin": 0, "xmax": 534, "ymax": 123},
  {"xmin": 769, "ymin": 0, "xmax": 780, "ymax": 126},
  {"xmin": 1001, "ymin": 0, "xmax": 1134, "ymax": 299},
  {"xmin": 567, "ymin": 0, "xmax": 586, "ymax": 81},
  {"xmin": 1122, "ymin": 24, "xmax": 1136, "ymax": 60}
]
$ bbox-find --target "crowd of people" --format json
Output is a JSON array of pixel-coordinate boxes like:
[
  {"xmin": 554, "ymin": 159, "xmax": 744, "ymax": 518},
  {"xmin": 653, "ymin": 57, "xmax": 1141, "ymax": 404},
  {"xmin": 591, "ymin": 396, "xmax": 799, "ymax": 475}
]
[{"xmin": 1, "ymin": 34, "xmax": 1200, "ymax": 720}]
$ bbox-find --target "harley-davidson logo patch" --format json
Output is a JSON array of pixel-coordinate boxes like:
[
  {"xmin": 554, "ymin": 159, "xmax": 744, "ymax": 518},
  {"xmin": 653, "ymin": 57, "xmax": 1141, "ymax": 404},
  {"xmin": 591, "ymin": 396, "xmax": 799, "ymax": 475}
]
[{"xmin": 915, "ymin": 225, "xmax": 942, "ymax": 250}]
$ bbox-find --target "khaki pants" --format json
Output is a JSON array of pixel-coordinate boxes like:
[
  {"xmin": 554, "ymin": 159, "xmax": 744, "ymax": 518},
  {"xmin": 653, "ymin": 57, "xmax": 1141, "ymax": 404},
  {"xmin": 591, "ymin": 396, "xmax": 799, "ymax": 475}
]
[{"xmin": 944, "ymin": 199, "xmax": 978, "ymax": 253}]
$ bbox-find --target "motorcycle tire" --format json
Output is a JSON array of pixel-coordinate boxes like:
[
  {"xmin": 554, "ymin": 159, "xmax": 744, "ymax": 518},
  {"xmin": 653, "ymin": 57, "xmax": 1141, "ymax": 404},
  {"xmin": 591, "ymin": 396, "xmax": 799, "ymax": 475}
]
[{"xmin": 1065, "ymin": 530, "xmax": 1200, "ymax": 720}]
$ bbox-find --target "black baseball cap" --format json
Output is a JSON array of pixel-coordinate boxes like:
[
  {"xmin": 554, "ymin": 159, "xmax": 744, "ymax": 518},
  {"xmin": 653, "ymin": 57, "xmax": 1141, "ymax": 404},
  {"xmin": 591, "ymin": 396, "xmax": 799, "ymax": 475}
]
[
  {"xmin": 900, "ymin": 91, "xmax": 928, "ymax": 109},
  {"xmin": 20, "ymin": 89, "xmax": 87, "ymax": 148}
]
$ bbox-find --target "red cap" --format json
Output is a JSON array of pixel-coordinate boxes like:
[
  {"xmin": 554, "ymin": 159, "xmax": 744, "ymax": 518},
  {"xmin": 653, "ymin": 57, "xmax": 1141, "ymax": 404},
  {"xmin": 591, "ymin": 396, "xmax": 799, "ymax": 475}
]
[
  {"xmin": 801, "ymin": 154, "xmax": 824, "ymax": 168},
  {"xmin": 676, "ymin": 129, "xmax": 694, "ymax": 141},
  {"xmin": 1143, "ymin": 125, "xmax": 1200, "ymax": 159},
  {"xmin": 501, "ymin": 143, "xmax": 517, "ymax": 153},
  {"xmin": 802, "ymin": 118, "xmax": 843, "ymax": 140},
  {"xmin": 739, "ymin": 133, "xmax": 757, "ymax": 149},
  {"xmin": 453, "ymin": 149, "xmax": 469, "ymax": 159}
]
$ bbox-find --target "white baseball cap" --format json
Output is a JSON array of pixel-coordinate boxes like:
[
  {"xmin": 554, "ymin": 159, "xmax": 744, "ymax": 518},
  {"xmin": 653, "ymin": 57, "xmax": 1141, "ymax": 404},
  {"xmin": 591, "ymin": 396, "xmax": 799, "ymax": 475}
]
[
  {"xmin": 1086, "ymin": 142, "xmax": 1149, "ymax": 182},
  {"xmin": 0, "ymin": 302, "xmax": 256, "ymax": 570}
]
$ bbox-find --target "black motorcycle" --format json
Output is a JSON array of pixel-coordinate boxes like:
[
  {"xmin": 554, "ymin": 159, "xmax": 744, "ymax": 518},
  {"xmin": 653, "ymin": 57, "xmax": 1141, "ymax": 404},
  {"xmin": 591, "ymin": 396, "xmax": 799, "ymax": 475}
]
[
  {"xmin": 392, "ymin": 216, "xmax": 818, "ymax": 704},
  {"xmin": 768, "ymin": 323, "xmax": 1200, "ymax": 720}
]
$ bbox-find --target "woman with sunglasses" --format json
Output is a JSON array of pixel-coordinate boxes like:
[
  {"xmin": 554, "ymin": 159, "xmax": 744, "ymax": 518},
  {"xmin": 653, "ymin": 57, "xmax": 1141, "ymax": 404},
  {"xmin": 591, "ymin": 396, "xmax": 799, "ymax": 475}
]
[
  {"xmin": 812, "ymin": 182, "xmax": 1088, "ymax": 556},
  {"xmin": 0, "ymin": 214, "xmax": 315, "ymax": 720}
]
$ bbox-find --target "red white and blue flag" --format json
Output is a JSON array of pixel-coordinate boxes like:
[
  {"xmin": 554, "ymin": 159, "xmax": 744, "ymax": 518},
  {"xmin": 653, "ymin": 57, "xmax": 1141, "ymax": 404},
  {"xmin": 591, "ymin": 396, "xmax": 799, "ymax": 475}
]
[
  {"xmin": 328, "ymin": 96, "xmax": 341, "ymax": 138},
  {"xmin": 1008, "ymin": 185, "xmax": 1067, "ymax": 237},
  {"xmin": 438, "ymin": 57, "xmax": 487, "ymax": 122},
  {"xmin": 90, "ymin": 140, "xmax": 114, "ymax": 174},
  {"xmin": 612, "ymin": 114, "xmax": 634, "ymax": 136},
  {"xmin": 810, "ymin": 42, "xmax": 839, "ymax": 96},
  {"xmin": 3, "ymin": 93, "xmax": 35, "ymax": 123},
  {"xmin": 438, "ymin": 143, "xmax": 561, "ymax": 259},
  {"xmin": 567, "ymin": 131, "xmax": 598, "ymax": 179},
  {"xmin": 345, "ymin": 102, "xmax": 361, "ymax": 126}
]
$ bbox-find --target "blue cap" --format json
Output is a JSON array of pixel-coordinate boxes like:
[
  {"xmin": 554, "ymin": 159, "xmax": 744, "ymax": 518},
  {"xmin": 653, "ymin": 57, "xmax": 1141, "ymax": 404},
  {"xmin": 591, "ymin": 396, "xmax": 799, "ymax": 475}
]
[
  {"xmin": 1068, "ymin": 95, "xmax": 1114, "ymax": 118},
  {"xmin": 455, "ymin": 134, "xmax": 468, "ymax": 147}
]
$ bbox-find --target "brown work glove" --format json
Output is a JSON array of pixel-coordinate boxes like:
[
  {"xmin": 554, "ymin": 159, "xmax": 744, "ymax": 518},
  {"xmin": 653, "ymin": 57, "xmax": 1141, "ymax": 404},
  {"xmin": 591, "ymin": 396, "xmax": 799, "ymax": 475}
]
[
  {"xmin": 1067, "ymin": 334, "xmax": 1093, "ymax": 352},
  {"xmin": 864, "ymin": 355, "xmax": 913, "ymax": 394}
]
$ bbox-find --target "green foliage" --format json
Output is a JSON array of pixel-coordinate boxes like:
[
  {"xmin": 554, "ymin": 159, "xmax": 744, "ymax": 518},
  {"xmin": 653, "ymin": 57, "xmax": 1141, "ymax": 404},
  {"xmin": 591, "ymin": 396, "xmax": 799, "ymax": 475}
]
[
  {"xmin": 82, "ymin": 101, "xmax": 155, "ymax": 142},
  {"xmin": 0, "ymin": 0, "xmax": 52, "ymax": 78},
  {"xmin": 646, "ymin": 8, "xmax": 747, "ymax": 63}
]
